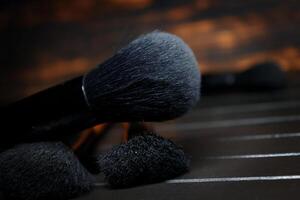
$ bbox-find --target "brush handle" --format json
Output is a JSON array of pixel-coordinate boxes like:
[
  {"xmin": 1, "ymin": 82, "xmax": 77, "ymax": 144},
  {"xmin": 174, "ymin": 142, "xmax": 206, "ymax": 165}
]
[{"xmin": 1, "ymin": 76, "xmax": 99, "ymax": 146}]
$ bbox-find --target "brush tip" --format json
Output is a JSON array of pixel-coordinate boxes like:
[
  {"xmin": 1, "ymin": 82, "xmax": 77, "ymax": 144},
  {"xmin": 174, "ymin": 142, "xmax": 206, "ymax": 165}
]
[
  {"xmin": 84, "ymin": 31, "xmax": 201, "ymax": 122},
  {"xmin": 237, "ymin": 61, "xmax": 286, "ymax": 89},
  {"xmin": 0, "ymin": 142, "xmax": 95, "ymax": 200},
  {"xmin": 97, "ymin": 133, "xmax": 190, "ymax": 188}
]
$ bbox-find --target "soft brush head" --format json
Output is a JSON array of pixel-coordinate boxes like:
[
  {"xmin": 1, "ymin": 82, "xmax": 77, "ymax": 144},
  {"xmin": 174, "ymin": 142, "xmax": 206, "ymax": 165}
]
[
  {"xmin": 98, "ymin": 133, "xmax": 190, "ymax": 188},
  {"xmin": 0, "ymin": 142, "xmax": 95, "ymax": 200},
  {"xmin": 83, "ymin": 31, "xmax": 201, "ymax": 121},
  {"xmin": 236, "ymin": 61, "xmax": 286, "ymax": 90}
]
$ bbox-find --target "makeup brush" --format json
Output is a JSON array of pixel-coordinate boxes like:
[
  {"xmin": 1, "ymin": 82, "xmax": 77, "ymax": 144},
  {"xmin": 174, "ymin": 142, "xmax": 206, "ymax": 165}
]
[
  {"xmin": 0, "ymin": 142, "xmax": 95, "ymax": 200},
  {"xmin": 1, "ymin": 31, "xmax": 201, "ymax": 146},
  {"xmin": 202, "ymin": 61, "xmax": 286, "ymax": 93},
  {"xmin": 97, "ymin": 122, "xmax": 190, "ymax": 188}
]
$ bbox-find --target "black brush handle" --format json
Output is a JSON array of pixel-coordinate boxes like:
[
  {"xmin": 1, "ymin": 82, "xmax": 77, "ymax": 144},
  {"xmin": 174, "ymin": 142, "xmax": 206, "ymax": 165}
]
[{"xmin": 1, "ymin": 76, "xmax": 98, "ymax": 146}]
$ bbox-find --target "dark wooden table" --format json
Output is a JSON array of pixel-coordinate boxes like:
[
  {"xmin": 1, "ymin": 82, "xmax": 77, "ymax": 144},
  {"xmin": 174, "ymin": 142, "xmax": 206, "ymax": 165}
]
[
  {"xmin": 1, "ymin": 76, "xmax": 300, "ymax": 200},
  {"xmin": 74, "ymin": 74, "xmax": 300, "ymax": 200}
]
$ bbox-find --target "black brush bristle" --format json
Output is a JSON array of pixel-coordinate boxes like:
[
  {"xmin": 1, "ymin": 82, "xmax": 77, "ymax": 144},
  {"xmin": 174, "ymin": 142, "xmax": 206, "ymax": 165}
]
[
  {"xmin": 97, "ymin": 133, "xmax": 190, "ymax": 188},
  {"xmin": 236, "ymin": 61, "xmax": 286, "ymax": 90},
  {"xmin": 201, "ymin": 61, "xmax": 286, "ymax": 93},
  {"xmin": 83, "ymin": 31, "xmax": 201, "ymax": 121},
  {"xmin": 0, "ymin": 142, "xmax": 95, "ymax": 200}
]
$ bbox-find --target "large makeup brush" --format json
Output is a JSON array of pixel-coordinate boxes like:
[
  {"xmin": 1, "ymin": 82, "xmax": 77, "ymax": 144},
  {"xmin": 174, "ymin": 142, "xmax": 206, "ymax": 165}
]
[
  {"xmin": 0, "ymin": 142, "xmax": 95, "ymax": 200},
  {"xmin": 1, "ymin": 31, "xmax": 201, "ymax": 145}
]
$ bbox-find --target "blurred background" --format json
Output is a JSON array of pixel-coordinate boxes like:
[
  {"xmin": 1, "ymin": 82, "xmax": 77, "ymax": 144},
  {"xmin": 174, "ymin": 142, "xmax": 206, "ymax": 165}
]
[{"xmin": 0, "ymin": 0, "xmax": 299, "ymax": 104}]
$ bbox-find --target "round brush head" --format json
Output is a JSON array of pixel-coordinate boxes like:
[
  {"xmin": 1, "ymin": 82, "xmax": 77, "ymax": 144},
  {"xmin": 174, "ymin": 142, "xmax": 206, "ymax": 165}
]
[
  {"xmin": 0, "ymin": 142, "xmax": 95, "ymax": 200},
  {"xmin": 97, "ymin": 133, "xmax": 190, "ymax": 188},
  {"xmin": 236, "ymin": 61, "xmax": 286, "ymax": 90},
  {"xmin": 83, "ymin": 31, "xmax": 201, "ymax": 122}
]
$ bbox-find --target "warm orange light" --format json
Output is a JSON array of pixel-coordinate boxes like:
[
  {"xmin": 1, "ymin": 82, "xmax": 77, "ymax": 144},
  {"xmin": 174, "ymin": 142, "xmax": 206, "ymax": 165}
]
[
  {"xmin": 108, "ymin": 0, "xmax": 152, "ymax": 9},
  {"xmin": 72, "ymin": 124, "xmax": 108, "ymax": 150}
]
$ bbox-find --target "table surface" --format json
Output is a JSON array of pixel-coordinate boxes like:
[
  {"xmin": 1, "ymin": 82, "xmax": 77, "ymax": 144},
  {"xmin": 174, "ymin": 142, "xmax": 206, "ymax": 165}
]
[
  {"xmin": 72, "ymin": 73, "xmax": 300, "ymax": 200},
  {"xmin": 1, "ymin": 74, "xmax": 300, "ymax": 200}
]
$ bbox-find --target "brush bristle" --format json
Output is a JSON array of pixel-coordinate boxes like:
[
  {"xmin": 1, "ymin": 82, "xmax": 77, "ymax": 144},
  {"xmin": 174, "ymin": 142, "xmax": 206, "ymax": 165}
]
[
  {"xmin": 83, "ymin": 31, "xmax": 201, "ymax": 122},
  {"xmin": 0, "ymin": 142, "xmax": 95, "ymax": 200},
  {"xmin": 236, "ymin": 61, "xmax": 286, "ymax": 89},
  {"xmin": 97, "ymin": 133, "xmax": 190, "ymax": 188}
]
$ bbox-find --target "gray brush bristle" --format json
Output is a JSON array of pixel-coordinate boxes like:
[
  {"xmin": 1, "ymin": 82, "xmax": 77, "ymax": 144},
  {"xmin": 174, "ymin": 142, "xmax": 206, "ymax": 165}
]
[
  {"xmin": 83, "ymin": 31, "xmax": 201, "ymax": 121},
  {"xmin": 0, "ymin": 142, "xmax": 95, "ymax": 200}
]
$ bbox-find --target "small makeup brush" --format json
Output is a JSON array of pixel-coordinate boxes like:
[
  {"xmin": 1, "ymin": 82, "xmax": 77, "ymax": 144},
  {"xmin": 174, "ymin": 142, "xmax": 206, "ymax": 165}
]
[
  {"xmin": 1, "ymin": 31, "xmax": 201, "ymax": 146},
  {"xmin": 202, "ymin": 61, "xmax": 286, "ymax": 93},
  {"xmin": 0, "ymin": 142, "xmax": 95, "ymax": 200},
  {"xmin": 97, "ymin": 122, "xmax": 190, "ymax": 188}
]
